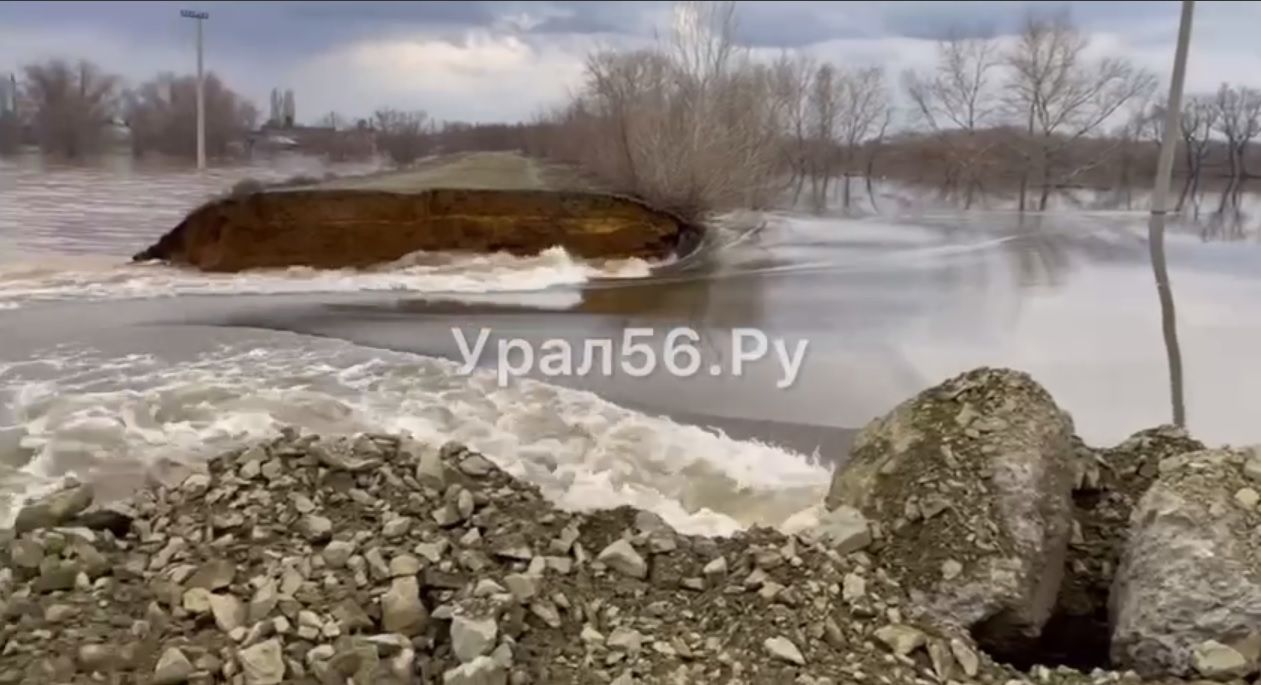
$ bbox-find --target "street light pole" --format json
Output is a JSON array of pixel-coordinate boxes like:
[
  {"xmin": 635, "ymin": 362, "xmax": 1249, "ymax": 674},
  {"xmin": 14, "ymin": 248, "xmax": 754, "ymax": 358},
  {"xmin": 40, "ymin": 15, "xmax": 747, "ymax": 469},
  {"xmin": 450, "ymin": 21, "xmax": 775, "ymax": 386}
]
[{"xmin": 181, "ymin": 9, "xmax": 209, "ymax": 170}]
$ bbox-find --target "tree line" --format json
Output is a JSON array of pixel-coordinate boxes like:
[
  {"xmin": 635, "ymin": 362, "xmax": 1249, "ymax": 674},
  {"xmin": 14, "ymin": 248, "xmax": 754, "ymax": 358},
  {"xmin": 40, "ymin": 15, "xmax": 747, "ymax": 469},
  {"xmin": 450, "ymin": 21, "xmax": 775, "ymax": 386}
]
[{"xmin": 5, "ymin": 4, "xmax": 1261, "ymax": 222}]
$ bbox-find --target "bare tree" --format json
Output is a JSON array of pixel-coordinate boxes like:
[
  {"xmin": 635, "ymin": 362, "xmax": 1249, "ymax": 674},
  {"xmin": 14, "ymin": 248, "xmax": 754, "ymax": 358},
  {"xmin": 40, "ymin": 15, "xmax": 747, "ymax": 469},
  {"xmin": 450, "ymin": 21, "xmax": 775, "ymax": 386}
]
[
  {"xmin": 806, "ymin": 63, "xmax": 841, "ymax": 211},
  {"xmin": 1174, "ymin": 96, "xmax": 1219, "ymax": 210},
  {"xmin": 1005, "ymin": 13, "xmax": 1157, "ymax": 210},
  {"xmin": 373, "ymin": 108, "xmax": 431, "ymax": 166},
  {"xmin": 837, "ymin": 67, "xmax": 890, "ymax": 210},
  {"xmin": 1212, "ymin": 83, "xmax": 1261, "ymax": 195},
  {"xmin": 903, "ymin": 35, "xmax": 1003, "ymax": 207},
  {"xmin": 770, "ymin": 52, "xmax": 817, "ymax": 205},
  {"xmin": 22, "ymin": 58, "xmax": 119, "ymax": 159},
  {"xmin": 125, "ymin": 72, "xmax": 258, "ymax": 160}
]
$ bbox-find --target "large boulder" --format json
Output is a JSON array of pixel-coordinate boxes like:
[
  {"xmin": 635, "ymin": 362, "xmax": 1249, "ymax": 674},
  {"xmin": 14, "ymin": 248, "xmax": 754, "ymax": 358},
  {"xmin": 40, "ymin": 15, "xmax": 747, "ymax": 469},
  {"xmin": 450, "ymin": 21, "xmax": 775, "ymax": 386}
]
[
  {"xmin": 825, "ymin": 367, "xmax": 1077, "ymax": 653},
  {"xmin": 1110, "ymin": 447, "xmax": 1261, "ymax": 678},
  {"xmin": 1040, "ymin": 427, "xmax": 1204, "ymax": 669}
]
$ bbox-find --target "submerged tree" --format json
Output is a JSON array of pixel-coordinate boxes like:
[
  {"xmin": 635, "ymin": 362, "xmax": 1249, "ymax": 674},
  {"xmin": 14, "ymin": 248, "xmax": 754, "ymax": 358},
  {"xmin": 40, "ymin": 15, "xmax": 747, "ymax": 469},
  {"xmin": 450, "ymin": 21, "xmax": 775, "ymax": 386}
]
[
  {"xmin": 1004, "ymin": 13, "xmax": 1157, "ymax": 211},
  {"xmin": 124, "ymin": 72, "xmax": 258, "ymax": 160},
  {"xmin": 22, "ymin": 58, "xmax": 120, "ymax": 158}
]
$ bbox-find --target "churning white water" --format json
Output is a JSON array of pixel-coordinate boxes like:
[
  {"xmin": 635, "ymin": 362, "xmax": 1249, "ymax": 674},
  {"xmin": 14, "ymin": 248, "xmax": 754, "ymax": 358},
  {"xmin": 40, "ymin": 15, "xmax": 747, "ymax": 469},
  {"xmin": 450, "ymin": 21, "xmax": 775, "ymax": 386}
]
[
  {"xmin": 0, "ymin": 336, "xmax": 829, "ymax": 535},
  {"xmin": 0, "ymin": 246, "xmax": 655, "ymax": 309}
]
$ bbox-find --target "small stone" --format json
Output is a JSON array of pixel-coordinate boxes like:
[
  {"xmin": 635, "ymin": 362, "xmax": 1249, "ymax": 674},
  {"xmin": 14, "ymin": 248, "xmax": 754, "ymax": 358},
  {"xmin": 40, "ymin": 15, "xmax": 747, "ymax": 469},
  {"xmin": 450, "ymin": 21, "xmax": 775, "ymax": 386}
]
[
  {"xmin": 442, "ymin": 656, "xmax": 506, "ymax": 685},
  {"xmin": 597, "ymin": 539, "xmax": 647, "ymax": 580},
  {"xmin": 389, "ymin": 554, "xmax": 422, "ymax": 577},
  {"xmin": 238, "ymin": 638, "xmax": 286, "ymax": 684},
  {"xmin": 504, "ymin": 573, "xmax": 537, "ymax": 601},
  {"xmin": 382, "ymin": 576, "xmax": 428, "ymax": 635},
  {"xmin": 763, "ymin": 636, "xmax": 805, "ymax": 666},
  {"xmin": 153, "ymin": 647, "xmax": 195, "ymax": 685},
  {"xmin": 580, "ymin": 624, "xmax": 606, "ymax": 645},
  {"xmin": 183, "ymin": 587, "xmax": 213, "ymax": 614},
  {"xmin": 44, "ymin": 604, "xmax": 77, "ymax": 622},
  {"xmin": 841, "ymin": 573, "xmax": 866, "ymax": 602},
  {"xmin": 810, "ymin": 505, "xmax": 871, "ymax": 554},
  {"xmin": 451, "ymin": 613, "xmax": 499, "ymax": 663},
  {"xmin": 941, "ymin": 559, "xmax": 964, "ymax": 581},
  {"xmin": 323, "ymin": 540, "xmax": 355, "ymax": 569},
  {"xmin": 702, "ymin": 556, "xmax": 727, "ymax": 579},
  {"xmin": 459, "ymin": 454, "xmax": 496, "ymax": 477},
  {"xmin": 950, "ymin": 638, "xmax": 979, "ymax": 677},
  {"xmin": 545, "ymin": 556, "xmax": 572, "ymax": 574},
  {"xmin": 382, "ymin": 516, "xmax": 413, "ymax": 539},
  {"xmin": 1244, "ymin": 455, "xmax": 1261, "ymax": 482},
  {"xmin": 14, "ymin": 483, "xmax": 94, "ymax": 533},
  {"xmin": 9, "ymin": 539, "xmax": 44, "ymax": 569},
  {"xmin": 875, "ymin": 625, "xmax": 927, "ymax": 656},
  {"xmin": 291, "ymin": 493, "xmax": 316, "ymax": 514},
  {"xmin": 1193, "ymin": 640, "xmax": 1249, "ymax": 678},
  {"xmin": 414, "ymin": 540, "xmax": 449, "ymax": 563},
  {"xmin": 249, "ymin": 580, "xmax": 279, "ymax": 623},
  {"xmin": 608, "ymin": 627, "xmax": 644, "ymax": 652},
  {"xmin": 181, "ymin": 473, "xmax": 211, "ymax": 495},
  {"xmin": 210, "ymin": 593, "xmax": 246, "ymax": 633},
  {"xmin": 333, "ymin": 598, "xmax": 373, "ymax": 632},
  {"xmin": 529, "ymin": 599, "xmax": 561, "ymax": 628},
  {"xmin": 364, "ymin": 547, "xmax": 390, "ymax": 580},
  {"xmin": 77, "ymin": 643, "xmax": 114, "ymax": 671},
  {"xmin": 188, "ymin": 558, "xmax": 235, "ymax": 590},
  {"xmin": 1235, "ymin": 487, "xmax": 1260, "ymax": 510},
  {"xmin": 680, "ymin": 577, "xmax": 705, "ymax": 591},
  {"xmin": 474, "ymin": 579, "xmax": 507, "ymax": 597},
  {"xmin": 297, "ymin": 515, "xmax": 333, "ymax": 543}
]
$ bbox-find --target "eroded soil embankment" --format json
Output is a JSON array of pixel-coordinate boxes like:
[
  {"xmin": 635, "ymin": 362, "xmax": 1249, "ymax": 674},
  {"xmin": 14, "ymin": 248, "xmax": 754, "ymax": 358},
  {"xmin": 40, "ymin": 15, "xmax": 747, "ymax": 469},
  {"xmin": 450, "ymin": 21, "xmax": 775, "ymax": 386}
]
[{"xmin": 133, "ymin": 188, "xmax": 696, "ymax": 272}]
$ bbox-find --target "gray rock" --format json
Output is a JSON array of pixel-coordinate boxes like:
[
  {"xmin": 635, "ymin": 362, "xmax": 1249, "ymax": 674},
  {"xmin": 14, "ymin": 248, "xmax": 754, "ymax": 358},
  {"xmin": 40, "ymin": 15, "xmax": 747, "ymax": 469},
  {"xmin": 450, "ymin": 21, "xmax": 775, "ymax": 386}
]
[
  {"xmin": 249, "ymin": 580, "xmax": 279, "ymax": 623},
  {"xmin": 1112, "ymin": 449, "xmax": 1261, "ymax": 677},
  {"xmin": 1193, "ymin": 640, "xmax": 1249, "ymax": 679},
  {"xmin": 297, "ymin": 515, "xmax": 333, "ymax": 543},
  {"xmin": 607, "ymin": 627, "xmax": 644, "ymax": 652},
  {"xmin": 182, "ymin": 588, "xmax": 213, "ymax": 614},
  {"xmin": 389, "ymin": 554, "xmax": 422, "ymax": 577},
  {"xmin": 763, "ymin": 636, "xmax": 805, "ymax": 666},
  {"xmin": 702, "ymin": 556, "xmax": 727, "ymax": 579},
  {"xmin": 187, "ymin": 558, "xmax": 235, "ymax": 590},
  {"xmin": 442, "ymin": 655, "xmax": 507, "ymax": 685},
  {"xmin": 807, "ymin": 505, "xmax": 872, "ymax": 554},
  {"xmin": 874, "ymin": 624, "xmax": 927, "ymax": 656},
  {"xmin": 209, "ymin": 593, "xmax": 246, "ymax": 632},
  {"xmin": 950, "ymin": 638, "xmax": 980, "ymax": 677},
  {"xmin": 14, "ymin": 483, "xmax": 94, "ymax": 533},
  {"xmin": 382, "ymin": 515, "xmax": 412, "ymax": 539},
  {"xmin": 238, "ymin": 638, "xmax": 286, "ymax": 684},
  {"xmin": 451, "ymin": 613, "xmax": 499, "ymax": 663},
  {"xmin": 77, "ymin": 643, "xmax": 114, "ymax": 671},
  {"xmin": 322, "ymin": 540, "xmax": 355, "ymax": 569},
  {"xmin": 459, "ymin": 454, "xmax": 496, "ymax": 477},
  {"xmin": 825, "ymin": 368, "xmax": 1076, "ymax": 649},
  {"xmin": 332, "ymin": 598, "xmax": 373, "ymax": 632},
  {"xmin": 153, "ymin": 647, "xmax": 194, "ymax": 685},
  {"xmin": 382, "ymin": 576, "xmax": 428, "ymax": 635},
  {"xmin": 596, "ymin": 539, "xmax": 647, "ymax": 580},
  {"xmin": 504, "ymin": 573, "xmax": 537, "ymax": 602},
  {"xmin": 9, "ymin": 539, "xmax": 44, "ymax": 569}
]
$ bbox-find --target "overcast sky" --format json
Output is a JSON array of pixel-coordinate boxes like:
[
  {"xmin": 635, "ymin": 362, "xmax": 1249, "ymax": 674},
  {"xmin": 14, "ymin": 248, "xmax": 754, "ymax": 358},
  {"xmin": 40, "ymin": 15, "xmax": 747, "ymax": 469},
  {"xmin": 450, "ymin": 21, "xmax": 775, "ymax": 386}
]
[{"xmin": 2, "ymin": 1, "xmax": 1260, "ymax": 125}]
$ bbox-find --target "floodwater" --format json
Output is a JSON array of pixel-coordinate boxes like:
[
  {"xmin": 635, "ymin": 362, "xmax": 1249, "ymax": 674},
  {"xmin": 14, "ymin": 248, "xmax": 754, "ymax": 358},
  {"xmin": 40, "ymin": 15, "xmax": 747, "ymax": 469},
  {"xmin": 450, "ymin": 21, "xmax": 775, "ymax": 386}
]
[{"xmin": 3, "ymin": 150, "xmax": 1261, "ymax": 534}]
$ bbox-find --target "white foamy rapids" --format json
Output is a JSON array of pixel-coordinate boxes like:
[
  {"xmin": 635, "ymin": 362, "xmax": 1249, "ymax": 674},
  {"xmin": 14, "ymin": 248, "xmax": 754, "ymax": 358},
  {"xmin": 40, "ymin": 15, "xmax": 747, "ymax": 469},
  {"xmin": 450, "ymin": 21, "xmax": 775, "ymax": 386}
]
[
  {"xmin": 0, "ymin": 340, "xmax": 827, "ymax": 535},
  {"xmin": 0, "ymin": 247, "xmax": 656, "ymax": 309}
]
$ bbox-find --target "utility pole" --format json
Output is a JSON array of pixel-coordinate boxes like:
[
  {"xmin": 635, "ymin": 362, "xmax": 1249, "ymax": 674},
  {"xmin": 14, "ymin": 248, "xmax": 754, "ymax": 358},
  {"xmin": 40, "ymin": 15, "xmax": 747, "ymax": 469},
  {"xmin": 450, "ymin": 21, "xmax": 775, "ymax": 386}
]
[
  {"xmin": 181, "ymin": 9, "xmax": 209, "ymax": 170},
  {"xmin": 1149, "ymin": 0, "xmax": 1195, "ymax": 427}
]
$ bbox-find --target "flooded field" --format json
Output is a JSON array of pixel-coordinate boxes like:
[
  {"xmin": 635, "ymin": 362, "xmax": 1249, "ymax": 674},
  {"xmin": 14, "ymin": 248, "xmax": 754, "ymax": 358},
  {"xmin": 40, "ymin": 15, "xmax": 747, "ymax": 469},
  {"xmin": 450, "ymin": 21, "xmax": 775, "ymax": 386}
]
[{"xmin": 4, "ymin": 150, "xmax": 1261, "ymax": 533}]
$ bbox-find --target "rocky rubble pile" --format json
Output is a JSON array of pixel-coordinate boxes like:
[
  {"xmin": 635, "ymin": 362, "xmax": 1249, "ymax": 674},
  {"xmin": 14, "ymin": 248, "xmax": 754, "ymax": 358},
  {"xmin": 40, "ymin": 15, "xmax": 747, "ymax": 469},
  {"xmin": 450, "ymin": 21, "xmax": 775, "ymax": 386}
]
[
  {"xmin": 0, "ymin": 366, "xmax": 1257, "ymax": 685},
  {"xmin": 1, "ymin": 429, "xmax": 1019, "ymax": 685}
]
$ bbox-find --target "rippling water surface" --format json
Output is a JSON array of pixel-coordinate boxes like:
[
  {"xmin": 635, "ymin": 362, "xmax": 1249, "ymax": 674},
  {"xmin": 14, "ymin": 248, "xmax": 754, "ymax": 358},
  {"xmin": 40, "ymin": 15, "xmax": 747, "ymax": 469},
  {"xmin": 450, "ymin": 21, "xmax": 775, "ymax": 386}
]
[{"xmin": 4, "ymin": 151, "xmax": 1261, "ymax": 533}]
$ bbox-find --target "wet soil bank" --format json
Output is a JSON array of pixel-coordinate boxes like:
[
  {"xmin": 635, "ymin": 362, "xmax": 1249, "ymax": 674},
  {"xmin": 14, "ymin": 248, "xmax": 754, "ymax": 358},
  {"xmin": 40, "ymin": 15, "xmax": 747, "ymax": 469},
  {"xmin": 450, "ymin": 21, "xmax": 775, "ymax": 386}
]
[{"xmin": 133, "ymin": 188, "xmax": 698, "ymax": 272}]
